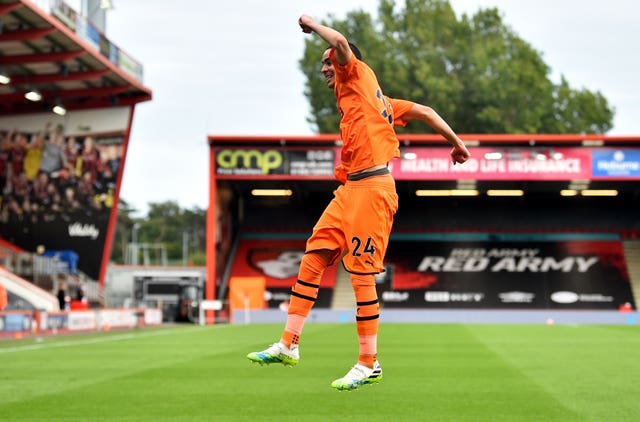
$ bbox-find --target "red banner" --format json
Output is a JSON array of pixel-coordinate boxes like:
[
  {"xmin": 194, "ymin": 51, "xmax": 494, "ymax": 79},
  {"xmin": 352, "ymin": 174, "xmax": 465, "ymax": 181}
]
[
  {"xmin": 230, "ymin": 239, "xmax": 338, "ymax": 288},
  {"xmin": 389, "ymin": 147, "xmax": 592, "ymax": 180}
]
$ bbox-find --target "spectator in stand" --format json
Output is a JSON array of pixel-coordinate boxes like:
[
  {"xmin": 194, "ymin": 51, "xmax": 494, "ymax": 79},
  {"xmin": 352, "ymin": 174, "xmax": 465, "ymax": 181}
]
[
  {"xmin": 0, "ymin": 133, "xmax": 10, "ymax": 195},
  {"xmin": 23, "ymin": 133, "xmax": 44, "ymax": 180},
  {"xmin": 56, "ymin": 275, "xmax": 69, "ymax": 311},
  {"xmin": 12, "ymin": 171, "xmax": 31, "ymax": 203},
  {"xmin": 64, "ymin": 136, "xmax": 81, "ymax": 178},
  {"xmin": 32, "ymin": 172, "xmax": 51, "ymax": 207},
  {"xmin": 101, "ymin": 143, "xmax": 121, "ymax": 174},
  {"xmin": 95, "ymin": 164, "xmax": 116, "ymax": 195},
  {"xmin": 49, "ymin": 189, "xmax": 63, "ymax": 217},
  {"xmin": 79, "ymin": 136, "xmax": 100, "ymax": 183},
  {"xmin": 25, "ymin": 198, "xmax": 39, "ymax": 224},
  {"xmin": 76, "ymin": 171, "xmax": 95, "ymax": 207},
  {"xmin": 10, "ymin": 132, "xmax": 27, "ymax": 178},
  {"xmin": 55, "ymin": 165, "xmax": 74, "ymax": 200},
  {"xmin": 47, "ymin": 122, "xmax": 62, "ymax": 139},
  {"xmin": 0, "ymin": 200, "xmax": 8, "ymax": 224},
  {"xmin": 63, "ymin": 186, "xmax": 81, "ymax": 213},
  {"xmin": 39, "ymin": 126, "xmax": 67, "ymax": 176},
  {"xmin": 7, "ymin": 197, "xmax": 23, "ymax": 224},
  {"xmin": 76, "ymin": 283, "xmax": 86, "ymax": 303},
  {"xmin": 42, "ymin": 183, "xmax": 60, "ymax": 222}
]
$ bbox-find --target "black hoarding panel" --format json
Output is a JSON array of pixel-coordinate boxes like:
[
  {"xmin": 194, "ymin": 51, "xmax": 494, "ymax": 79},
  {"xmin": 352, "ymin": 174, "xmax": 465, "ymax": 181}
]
[{"xmin": 380, "ymin": 240, "xmax": 634, "ymax": 310}]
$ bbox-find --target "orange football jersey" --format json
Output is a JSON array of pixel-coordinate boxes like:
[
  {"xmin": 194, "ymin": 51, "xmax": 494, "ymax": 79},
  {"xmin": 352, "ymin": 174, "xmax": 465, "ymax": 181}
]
[{"xmin": 330, "ymin": 48, "xmax": 414, "ymax": 174}]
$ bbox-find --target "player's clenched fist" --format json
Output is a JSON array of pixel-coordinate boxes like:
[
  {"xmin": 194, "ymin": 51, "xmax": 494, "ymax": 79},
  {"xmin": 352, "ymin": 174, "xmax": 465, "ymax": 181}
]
[{"xmin": 299, "ymin": 15, "xmax": 314, "ymax": 33}]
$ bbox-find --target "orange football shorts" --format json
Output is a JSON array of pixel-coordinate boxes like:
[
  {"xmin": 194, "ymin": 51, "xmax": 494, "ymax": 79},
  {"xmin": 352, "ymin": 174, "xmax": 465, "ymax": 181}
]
[{"xmin": 305, "ymin": 171, "xmax": 398, "ymax": 274}]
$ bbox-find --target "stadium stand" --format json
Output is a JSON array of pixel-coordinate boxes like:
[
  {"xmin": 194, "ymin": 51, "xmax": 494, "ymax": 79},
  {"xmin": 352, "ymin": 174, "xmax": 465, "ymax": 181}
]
[
  {"xmin": 208, "ymin": 134, "xmax": 640, "ymax": 317},
  {"xmin": 0, "ymin": 0, "xmax": 151, "ymax": 331}
]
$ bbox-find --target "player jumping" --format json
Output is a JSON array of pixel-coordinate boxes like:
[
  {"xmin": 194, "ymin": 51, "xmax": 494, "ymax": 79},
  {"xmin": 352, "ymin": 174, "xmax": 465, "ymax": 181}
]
[{"xmin": 247, "ymin": 14, "xmax": 470, "ymax": 391}]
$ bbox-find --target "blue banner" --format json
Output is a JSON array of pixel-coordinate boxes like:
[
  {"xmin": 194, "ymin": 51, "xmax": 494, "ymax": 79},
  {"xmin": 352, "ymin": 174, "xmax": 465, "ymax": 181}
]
[
  {"xmin": 592, "ymin": 149, "xmax": 640, "ymax": 177},
  {"xmin": 0, "ymin": 314, "xmax": 32, "ymax": 332},
  {"xmin": 45, "ymin": 313, "xmax": 69, "ymax": 330}
]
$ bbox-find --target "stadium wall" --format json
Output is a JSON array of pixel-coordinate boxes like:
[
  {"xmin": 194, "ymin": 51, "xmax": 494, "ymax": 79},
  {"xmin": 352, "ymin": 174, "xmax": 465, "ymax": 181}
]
[{"xmin": 0, "ymin": 307, "xmax": 162, "ymax": 338}]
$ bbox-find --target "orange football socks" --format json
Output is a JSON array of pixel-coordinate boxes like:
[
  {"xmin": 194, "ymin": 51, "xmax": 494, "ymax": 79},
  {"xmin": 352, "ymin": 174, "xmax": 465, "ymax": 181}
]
[
  {"xmin": 352, "ymin": 273, "xmax": 379, "ymax": 368},
  {"xmin": 280, "ymin": 252, "xmax": 327, "ymax": 348}
]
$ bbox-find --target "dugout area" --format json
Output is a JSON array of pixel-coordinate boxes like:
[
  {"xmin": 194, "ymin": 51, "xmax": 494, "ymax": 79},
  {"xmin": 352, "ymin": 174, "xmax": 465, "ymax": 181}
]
[{"xmin": 206, "ymin": 134, "xmax": 640, "ymax": 322}]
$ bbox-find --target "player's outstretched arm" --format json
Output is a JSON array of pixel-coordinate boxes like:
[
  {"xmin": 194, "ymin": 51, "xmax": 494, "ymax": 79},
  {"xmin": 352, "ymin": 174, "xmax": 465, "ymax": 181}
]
[
  {"xmin": 298, "ymin": 15, "xmax": 351, "ymax": 65},
  {"xmin": 404, "ymin": 103, "xmax": 471, "ymax": 165}
]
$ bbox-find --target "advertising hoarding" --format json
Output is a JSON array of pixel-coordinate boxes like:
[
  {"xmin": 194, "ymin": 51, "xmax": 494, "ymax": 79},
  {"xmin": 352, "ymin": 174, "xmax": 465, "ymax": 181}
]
[
  {"xmin": 214, "ymin": 147, "xmax": 640, "ymax": 180},
  {"xmin": 381, "ymin": 240, "xmax": 634, "ymax": 310}
]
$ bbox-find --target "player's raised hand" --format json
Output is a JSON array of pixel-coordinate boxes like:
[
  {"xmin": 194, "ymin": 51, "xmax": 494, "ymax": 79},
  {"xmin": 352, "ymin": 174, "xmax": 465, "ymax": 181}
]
[
  {"xmin": 451, "ymin": 144, "xmax": 471, "ymax": 165},
  {"xmin": 299, "ymin": 15, "xmax": 314, "ymax": 33}
]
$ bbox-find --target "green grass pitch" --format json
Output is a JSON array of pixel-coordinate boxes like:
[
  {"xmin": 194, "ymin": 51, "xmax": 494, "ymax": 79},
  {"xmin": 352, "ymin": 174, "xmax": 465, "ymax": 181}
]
[{"xmin": 1, "ymin": 322, "xmax": 639, "ymax": 421}]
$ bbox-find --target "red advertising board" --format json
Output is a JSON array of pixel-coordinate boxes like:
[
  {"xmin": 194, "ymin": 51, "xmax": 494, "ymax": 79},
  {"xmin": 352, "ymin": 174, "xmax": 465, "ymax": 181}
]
[
  {"xmin": 389, "ymin": 147, "xmax": 592, "ymax": 180},
  {"xmin": 230, "ymin": 239, "xmax": 339, "ymax": 308},
  {"xmin": 230, "ymin": 239, "xmax": 338, "ymax": 288}
]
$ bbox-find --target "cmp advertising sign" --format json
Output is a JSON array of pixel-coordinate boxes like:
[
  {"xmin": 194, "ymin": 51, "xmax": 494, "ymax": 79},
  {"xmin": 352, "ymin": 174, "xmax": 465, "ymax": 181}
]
[{"xmin": 214, "ymin": 148, "xmax": 335, "ymax": 177}]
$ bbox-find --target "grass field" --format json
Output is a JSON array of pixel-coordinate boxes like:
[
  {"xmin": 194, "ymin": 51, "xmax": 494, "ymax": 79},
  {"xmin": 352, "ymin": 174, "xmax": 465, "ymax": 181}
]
[{"xmin": 1, "ymin": 322, "xmax": 639, "ymax": 421}]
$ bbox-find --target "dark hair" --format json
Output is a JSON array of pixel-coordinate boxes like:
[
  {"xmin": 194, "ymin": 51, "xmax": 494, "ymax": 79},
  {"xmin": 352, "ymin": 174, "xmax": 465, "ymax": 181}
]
[{"xmin": 325, "ymin": 42, "xmax": 363, "ymax": 60}]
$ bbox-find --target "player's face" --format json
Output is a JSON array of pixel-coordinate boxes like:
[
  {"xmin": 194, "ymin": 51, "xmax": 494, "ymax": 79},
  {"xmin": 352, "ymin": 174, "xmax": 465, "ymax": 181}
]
[{"xmin": 321, "ymin": 50, "xmax": 335, "ymax": 89}]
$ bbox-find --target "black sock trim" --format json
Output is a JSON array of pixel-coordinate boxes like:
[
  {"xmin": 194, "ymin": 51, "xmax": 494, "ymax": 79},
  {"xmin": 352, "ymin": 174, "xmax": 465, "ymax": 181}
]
[
  {"xmin": 296, "ymin": 279, "xmax": 319, "ymax": 289},
  {"xmin": 290, "ymin": 290, "xmax": 316, "ymax": 302},
  {"xmin": 356, "ymin": 299, "xmax": 379, "ymax": 306},
  {"xmin": 356, "ymin": 314, "xmax": 379, "ymax": 321}
]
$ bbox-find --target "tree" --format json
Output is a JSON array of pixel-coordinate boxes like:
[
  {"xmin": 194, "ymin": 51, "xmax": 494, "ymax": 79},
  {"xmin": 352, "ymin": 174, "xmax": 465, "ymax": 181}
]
[
  {"xmin": 110, "ymin": 198, "xmax": 138, "ymax": 264},
  {"xmin": 144, "ymin": 201, "xmax": 206, "ymax": 265},
  {"xmin": 110, "ymin": 200, "xmax": 206, "ymax": 266},
  {"xmin": 299, "ymin": 0, "xmax": 613, "ymax": 134}
]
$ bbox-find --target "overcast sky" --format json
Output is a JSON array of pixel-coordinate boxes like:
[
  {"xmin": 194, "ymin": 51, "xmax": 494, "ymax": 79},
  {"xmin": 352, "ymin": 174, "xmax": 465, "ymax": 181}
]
[{"xmin": 98, "ymin": 0, "xmax": 639, "ymax": 215}]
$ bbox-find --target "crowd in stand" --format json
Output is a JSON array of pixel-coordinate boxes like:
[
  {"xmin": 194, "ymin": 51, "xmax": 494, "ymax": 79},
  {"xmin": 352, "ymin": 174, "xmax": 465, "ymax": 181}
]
[{"xmin": 0, "ymin": 123, "xmax": 122, "ymax": 225}]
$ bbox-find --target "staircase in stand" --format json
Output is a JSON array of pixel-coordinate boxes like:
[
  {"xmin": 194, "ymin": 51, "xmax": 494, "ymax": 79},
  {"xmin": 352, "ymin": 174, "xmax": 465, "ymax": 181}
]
[
  {"xmin": 623, "ymin": 240, "xmax": 640, "ymax": 308},
  {"xmin": 330, "ymin": 266, "xmax": 355, "ymax": 310}
]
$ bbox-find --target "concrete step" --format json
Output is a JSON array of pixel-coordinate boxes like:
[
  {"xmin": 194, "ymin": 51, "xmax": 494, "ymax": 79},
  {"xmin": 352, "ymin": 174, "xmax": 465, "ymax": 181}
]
[
  {"xmin": 622, "ymin": 240, "xmax": 640, "ymax": 308},
  {"xmin": 331, "ymin": 266, "xmax": 355, "ymax": 310}
]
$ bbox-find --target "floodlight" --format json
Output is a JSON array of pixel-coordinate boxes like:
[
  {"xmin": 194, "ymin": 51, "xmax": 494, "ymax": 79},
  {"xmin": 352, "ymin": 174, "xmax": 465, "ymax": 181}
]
[
  {"xmin": 25, "ymin": 89, "xmax": 42, "ymax": 102},
  {"xmin": 52, "ymin": 102, "xmax": 67, "ymax": 116}
]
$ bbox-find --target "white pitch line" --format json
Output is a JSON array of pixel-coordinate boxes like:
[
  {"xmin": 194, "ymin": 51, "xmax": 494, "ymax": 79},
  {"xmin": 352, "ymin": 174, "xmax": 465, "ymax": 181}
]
[{"xmin": 0, "ymin": 326, "xmax": 211, "ymax": 354}]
